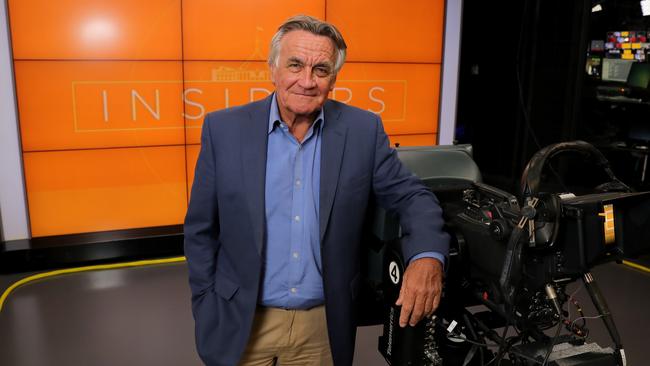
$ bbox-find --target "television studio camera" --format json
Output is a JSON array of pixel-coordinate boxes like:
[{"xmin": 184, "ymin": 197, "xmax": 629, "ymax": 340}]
[{"xmin": 359, "ymin": 141, "xmax": 650, "ymax": 366}]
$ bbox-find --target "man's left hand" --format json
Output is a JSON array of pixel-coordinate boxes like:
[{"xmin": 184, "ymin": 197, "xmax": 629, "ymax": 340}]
[{"xmin": 395, "ymin": 257, "xmax": 443, "ymax": 327}]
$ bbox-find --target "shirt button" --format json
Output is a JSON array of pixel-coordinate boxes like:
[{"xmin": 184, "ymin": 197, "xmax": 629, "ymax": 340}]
[
  {"xmin": 295, "ymin": 179, "xmax": 301, "ymax": 187},
  {"xmin": 293, "ymin": 252, "xmax": 299, "ymax": 259},
  {"xmin": 290, "ymin": 287, "xmax": 297, "ymax": 293},
  {"xmin": 294, "ymin": 215, "xmax": 300, "ymax": 222}
]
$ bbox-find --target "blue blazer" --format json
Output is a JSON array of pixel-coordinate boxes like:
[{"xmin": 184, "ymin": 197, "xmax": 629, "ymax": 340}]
[{"xmin": 184, "ymin": 95, "xmax": 449, "ymax": 366}]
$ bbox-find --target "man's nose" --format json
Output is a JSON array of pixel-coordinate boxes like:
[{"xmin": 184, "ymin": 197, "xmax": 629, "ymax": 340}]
[{"xmin": 297, "ymin": 69, "xmax": 317, "ymax": 88}]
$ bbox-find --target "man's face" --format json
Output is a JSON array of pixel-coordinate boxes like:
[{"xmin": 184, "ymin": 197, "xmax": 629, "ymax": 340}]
[{"xmin": 271, "ymin": 30, "xmax": 337, "ymax": 122}]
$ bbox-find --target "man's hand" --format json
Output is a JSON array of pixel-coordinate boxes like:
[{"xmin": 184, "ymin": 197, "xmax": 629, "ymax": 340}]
[{"xmin": 395, "ymin": 257, "xmax": 443, "ymax": 327}]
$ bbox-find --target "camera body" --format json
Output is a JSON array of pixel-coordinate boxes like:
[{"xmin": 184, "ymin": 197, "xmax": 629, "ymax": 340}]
[
  {"xmin": 446, "ymin": 184, "xmax": 648, "ymax": 300},
  {"xmin": 364, "ymin": 142, "xmax": 650, "ymax": 365}
]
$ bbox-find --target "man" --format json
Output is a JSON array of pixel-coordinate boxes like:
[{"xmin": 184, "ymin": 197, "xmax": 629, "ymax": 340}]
[{"xmin": 184, "ymin": 15, "xmax": 449, "ymax": 366}]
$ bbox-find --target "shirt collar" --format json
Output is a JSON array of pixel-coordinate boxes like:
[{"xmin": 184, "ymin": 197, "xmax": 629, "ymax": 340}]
[{"xmin": 268, "ymin": 93, "xmax": 325, "ymax": 134}]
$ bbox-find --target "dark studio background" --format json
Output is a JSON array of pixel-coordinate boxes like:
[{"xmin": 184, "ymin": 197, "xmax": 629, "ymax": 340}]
[{"xmin": 455, "ymin": 0, "xmax": 650, "ymax": 195}]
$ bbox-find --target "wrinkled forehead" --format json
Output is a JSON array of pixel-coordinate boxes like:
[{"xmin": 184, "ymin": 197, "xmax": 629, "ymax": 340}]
[{"xmin": 279, "ymin": 30, "xmax": 336, "ymax": 65}]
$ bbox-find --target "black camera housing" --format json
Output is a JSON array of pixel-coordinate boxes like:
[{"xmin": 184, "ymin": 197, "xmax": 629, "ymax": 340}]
[{"xmin": 362, "ymin": 142, "xmax": 650, "ymax": 366}]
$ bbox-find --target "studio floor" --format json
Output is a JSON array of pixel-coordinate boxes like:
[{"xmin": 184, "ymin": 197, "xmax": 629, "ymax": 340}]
[{"xmin": 0, "ymin": 258, "xmax": 648, "ymax": 366}]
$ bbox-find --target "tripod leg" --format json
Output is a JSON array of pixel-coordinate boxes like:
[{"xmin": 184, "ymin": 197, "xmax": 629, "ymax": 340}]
[{"xmin": 582, "ymin": 272, "xmax": 626, "ymax": 365}]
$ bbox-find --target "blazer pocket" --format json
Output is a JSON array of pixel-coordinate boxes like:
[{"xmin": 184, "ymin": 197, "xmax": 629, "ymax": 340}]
[{"xmin": 213, "ymin": 270, "xmax": 240, "ymax": 301}]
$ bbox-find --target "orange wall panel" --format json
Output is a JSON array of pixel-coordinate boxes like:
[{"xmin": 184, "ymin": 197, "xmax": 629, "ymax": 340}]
[
  {"xmin": 8, "ymin": 0, "xmax": 182, "ymax": 60},
  {"xmin": 24, "ymin": 147, "xmax": 188, "ymax": 237},
  {"xmin": 335, "ymin": 63, "xmax": 441, "ymax": 136},
  {"xmin": 182, "ymin": 0, "xmax": 325, "ymax": 61},
  {"xmin": 15, "ymin": 61, "xmax": 184, "ymax": 151},
  {"xmin": 327, "ymin": 0, "xmax": 444, "ymax": 63},
  {"xmin": 9, "ymin": 2, "xmax": 446, "ymax": 237}
]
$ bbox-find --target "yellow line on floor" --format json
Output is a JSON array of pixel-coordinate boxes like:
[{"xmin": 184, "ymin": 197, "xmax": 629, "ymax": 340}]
[
  {"xmin": 622, "ymin": 259, "xmax": 650, "ymax": 274},
  {"xmin": 0, "ymin": 256, "xmax": 186, "ymax": 312}
]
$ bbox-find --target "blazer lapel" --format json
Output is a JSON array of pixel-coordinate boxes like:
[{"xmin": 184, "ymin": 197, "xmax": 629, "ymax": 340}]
[
  {"xmin": 240, "ymin": 95, "xmax": 273, "ymax": 256},
  {"xmin": 320, "ymin": 101, "xmax": 347, "ymax": 243}
]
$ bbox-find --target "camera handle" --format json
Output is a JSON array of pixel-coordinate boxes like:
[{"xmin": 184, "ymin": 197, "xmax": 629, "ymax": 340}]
[
  {"xmin": 499, "ymin": 197, "xmax": 539, "ymax": 305},
  {"xmin": 520, "ymin": 140, "xmax": 630, "ymax": 199}
]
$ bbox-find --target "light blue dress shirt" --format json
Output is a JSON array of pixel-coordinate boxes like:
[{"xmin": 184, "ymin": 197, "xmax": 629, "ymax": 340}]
[
  {"xmin": 259, "ymin": 95, "xmax": 324, "ymax": 309},
  {"xmin": 259, "ymin": 95, "xmax": 444, "ymax": 309}
]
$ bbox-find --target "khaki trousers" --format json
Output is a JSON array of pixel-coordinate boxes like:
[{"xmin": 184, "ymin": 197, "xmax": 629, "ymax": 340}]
[{"xmin": 239, "ymin": 305, "xmax": 334, "ymax": 366}]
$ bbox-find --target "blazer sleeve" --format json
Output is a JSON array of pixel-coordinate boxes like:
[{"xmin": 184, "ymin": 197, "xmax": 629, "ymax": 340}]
[
  {"xmin": 370, "ymin": 114, "xmax": 450, "ymax": 262},
  {"xmin": 184, "ymin": 115, "xmax": 221, "ymax": 299}
]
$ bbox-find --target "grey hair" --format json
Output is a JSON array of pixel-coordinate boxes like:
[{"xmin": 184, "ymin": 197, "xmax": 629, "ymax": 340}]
[{"xmin": 268, "ymin": 15, "xmax": 347, "ymax": 74}]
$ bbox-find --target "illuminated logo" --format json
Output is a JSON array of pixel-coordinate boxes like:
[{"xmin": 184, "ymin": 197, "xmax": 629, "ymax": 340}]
[{"xmin": 71, "ymin": 64, "xmax": 407, "ymax": 133}]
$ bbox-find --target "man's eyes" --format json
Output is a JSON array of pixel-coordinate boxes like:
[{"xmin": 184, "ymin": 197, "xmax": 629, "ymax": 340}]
[
  {"xmin": 286, "ymin": 63, "xmax": 332, "ymax": 77},
  {"xmin": 314, "ymin": 67, "xmax": 332, "ymax": 77}
]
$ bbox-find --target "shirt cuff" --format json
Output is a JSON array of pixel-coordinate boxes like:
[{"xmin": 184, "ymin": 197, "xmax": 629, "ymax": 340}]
[{"xmin": 408, "ymin": 251, "xmax": 445, "ymax": 267}]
